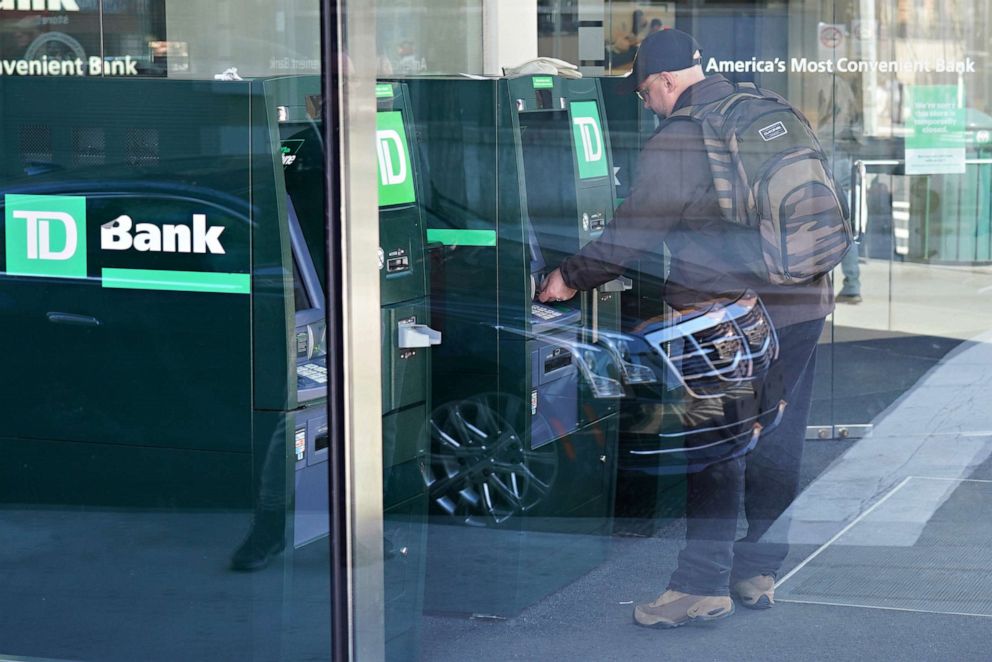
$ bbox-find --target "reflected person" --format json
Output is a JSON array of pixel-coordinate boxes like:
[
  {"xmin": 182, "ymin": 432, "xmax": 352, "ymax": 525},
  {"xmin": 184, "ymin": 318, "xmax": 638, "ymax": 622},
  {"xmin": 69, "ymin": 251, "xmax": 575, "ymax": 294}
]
[
  {"xmin": 817, "ymin": 75, "xmax": 863, "ymax": 304},
  {"xmin": 540, "ymin": 29, "xmax": 834, "ymax": 628},
  {"xmin": 230, "ymin": 421, "xmax": 287, "ymax": 571}
]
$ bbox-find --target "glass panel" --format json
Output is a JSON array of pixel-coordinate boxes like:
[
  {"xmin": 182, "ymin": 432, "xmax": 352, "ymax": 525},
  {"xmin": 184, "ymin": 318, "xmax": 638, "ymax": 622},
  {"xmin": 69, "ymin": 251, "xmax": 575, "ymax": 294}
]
[
  {"xmin": 347, "ymin": 0, "xmax": 992, "ymax": 660},
  {"xmin": 0, "ymin": 2, "xmax": 332, "ymax": 660},
  {"xmin": 376, "ymin": 0, "xmax": 483, "ymax": 76}
]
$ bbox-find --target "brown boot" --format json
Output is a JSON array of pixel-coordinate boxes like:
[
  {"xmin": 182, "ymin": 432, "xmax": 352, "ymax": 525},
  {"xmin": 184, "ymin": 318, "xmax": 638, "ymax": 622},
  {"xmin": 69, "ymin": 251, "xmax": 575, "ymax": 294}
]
[
  {"xmin": 633, "ymin": 590, "xmax": 735, "ymax": 628},
  {"xmin": 732, "ymin": 574, "xmax": 775, "ymax": 609}
]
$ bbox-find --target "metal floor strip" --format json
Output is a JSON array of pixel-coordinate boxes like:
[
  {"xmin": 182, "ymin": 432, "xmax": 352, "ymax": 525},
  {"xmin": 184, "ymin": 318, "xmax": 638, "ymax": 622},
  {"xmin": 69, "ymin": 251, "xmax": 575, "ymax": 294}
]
[
  {"xmin": 775, "ymin": 476, "xmax": 912, "ymax": 589},
  {"xmin": 775, "ymin": 598, "xmax": 992, "ymax": 620},
  {"xmin": 776, "ymin": 477, "xmax": 992, "ymax": 616}
]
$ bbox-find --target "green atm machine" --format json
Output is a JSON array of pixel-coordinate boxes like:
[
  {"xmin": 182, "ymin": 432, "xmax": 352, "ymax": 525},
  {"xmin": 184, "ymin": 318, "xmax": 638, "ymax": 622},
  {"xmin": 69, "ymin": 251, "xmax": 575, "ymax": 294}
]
[
  {"xmin": 268, "ymin": 78, "xmax": 438, "ymax": 659},
  {"xmin": 404, "ymin": 74, "xmax": 627, "ymax": 616},
  {"xmin": 375, "ymin": 81, "xmax": 439, "ymax": 659}
]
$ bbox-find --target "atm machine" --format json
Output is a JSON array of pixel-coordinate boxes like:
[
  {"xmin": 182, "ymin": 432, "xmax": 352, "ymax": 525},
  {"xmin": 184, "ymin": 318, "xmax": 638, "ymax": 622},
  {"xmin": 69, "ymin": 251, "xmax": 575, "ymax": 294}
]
[
  {"xmin": 404, "ymin": 75, "xmax": 626, "ymax": 616},
  {"xmin": 266, "ymin": 77, "xmax": 438, "ymax": 659},
  {"xmin": 375, "ymin": 80, "xmax": 438, "ymax": 659}
]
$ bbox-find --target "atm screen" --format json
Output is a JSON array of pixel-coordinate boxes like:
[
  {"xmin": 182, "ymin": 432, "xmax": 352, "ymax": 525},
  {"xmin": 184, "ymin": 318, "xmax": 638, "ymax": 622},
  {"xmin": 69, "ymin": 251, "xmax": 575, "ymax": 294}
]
[
  {"xmin": 280, "ymin": 122, "xmax": 326, "ymax": 281},
  {"xmin": 518, "ymin": 111, "xmax": 578, "ymax": 255},
  {"xmin": 288, "ymin": 193, "xmax": 328, "ymax": 402},
  {"xmin": 526, "ymin": 219, "xmax": 546, "ymax": 275},
  {"xmin": 292, "ymin": 258, "xmax": 312, "ymax": 312}
]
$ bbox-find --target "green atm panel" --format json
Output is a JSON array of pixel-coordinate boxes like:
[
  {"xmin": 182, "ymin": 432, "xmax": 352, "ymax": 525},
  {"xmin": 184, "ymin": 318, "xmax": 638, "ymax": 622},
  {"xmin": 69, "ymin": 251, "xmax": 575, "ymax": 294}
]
[
  {"xmin": 404, "ymin": 75, "xmax": 622, "ymax": 616},
  {"xmin": 376, "ymin": 81, "xmax": 437, "ymax": 660}
]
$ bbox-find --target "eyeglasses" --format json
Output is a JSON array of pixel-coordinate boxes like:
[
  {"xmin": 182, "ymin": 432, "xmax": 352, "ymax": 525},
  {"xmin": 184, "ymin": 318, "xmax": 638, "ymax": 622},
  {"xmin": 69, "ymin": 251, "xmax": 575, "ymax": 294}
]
[{"xmin": 634, "ymin": 74, "xmax": 660, "ymax": 102}]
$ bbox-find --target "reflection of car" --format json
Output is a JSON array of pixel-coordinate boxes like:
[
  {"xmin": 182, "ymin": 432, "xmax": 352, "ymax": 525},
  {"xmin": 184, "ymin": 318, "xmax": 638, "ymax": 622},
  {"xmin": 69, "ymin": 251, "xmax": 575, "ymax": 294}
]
[
  {"xmin": 423, "ymin": 288, "xmax": 783, "ymax": 525},
  {"xmin": 617, "ymin": 290, "xmax": 785, "ymax": 474},
  {"xmin": 0, "ymin": 163, "xmax": 257, "ymax": 456}
]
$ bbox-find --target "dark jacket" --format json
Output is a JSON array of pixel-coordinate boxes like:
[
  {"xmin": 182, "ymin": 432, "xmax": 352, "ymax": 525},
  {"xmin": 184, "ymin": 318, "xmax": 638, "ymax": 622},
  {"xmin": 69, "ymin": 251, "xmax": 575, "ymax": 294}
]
[{"xmin": 559, "ymin": 74, "xmax": 833, "ymax": 329}]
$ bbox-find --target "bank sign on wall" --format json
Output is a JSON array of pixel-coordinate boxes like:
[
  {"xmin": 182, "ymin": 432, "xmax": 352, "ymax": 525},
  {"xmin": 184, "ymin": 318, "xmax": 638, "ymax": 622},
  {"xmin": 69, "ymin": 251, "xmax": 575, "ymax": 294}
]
[
  {"xmin": 3, "ymin": 194, "xmax": 250, "ymax": 293},
  {"xmin": 906, "ymin": 85, "xmax": 966, "ymax": 175}
]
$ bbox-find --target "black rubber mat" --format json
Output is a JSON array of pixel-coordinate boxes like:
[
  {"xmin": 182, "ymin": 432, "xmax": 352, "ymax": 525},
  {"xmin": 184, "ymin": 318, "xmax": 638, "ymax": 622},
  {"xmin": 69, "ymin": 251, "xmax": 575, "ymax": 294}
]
[
  {"xmin": 776, "ymin": 477, "xmax": 992, "ymax": 616},
  {"xmin": 810, "ymin": 327, "xmax": 967, "ymax": 427}
]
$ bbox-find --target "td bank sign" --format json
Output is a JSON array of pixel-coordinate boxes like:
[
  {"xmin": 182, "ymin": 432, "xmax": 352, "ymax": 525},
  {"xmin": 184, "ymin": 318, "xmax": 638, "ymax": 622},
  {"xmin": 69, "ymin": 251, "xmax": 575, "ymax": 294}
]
[
  {"xmin": 0, "ymin": 0, "xmax": 80, "ymax": 10},
  {"xmin": 4, "ymin": 194, "xmax": 246, "ymax": 293}
]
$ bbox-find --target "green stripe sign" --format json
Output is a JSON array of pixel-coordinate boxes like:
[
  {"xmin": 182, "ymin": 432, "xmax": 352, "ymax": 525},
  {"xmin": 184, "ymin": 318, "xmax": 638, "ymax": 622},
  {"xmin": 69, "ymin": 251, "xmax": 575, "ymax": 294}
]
[
  {"xmin": 102, "ymin": 269, "xmax": 251, "ymax": 294},
  {"xmin": 532, "ymin": 76, "xmax": 554, "ymax": 89},
  {"xmin": 426, "ymin": 229, "xmax": 496, "ymax": 246}
]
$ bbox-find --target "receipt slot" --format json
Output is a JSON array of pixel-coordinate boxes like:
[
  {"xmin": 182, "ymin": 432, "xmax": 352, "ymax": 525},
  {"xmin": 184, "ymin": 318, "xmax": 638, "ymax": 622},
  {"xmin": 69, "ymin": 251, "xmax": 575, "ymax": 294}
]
[{"xmin": 404, "ymin": 75, "xmax": 622, "ymax": 616}]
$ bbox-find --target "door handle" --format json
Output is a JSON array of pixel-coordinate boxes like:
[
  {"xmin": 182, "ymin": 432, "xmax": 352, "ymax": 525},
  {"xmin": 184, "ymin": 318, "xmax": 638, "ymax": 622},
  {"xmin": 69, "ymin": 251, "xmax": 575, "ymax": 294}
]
[{"xmin": 47, "ymin": 312, "xmax": 101, "ymax": 327}]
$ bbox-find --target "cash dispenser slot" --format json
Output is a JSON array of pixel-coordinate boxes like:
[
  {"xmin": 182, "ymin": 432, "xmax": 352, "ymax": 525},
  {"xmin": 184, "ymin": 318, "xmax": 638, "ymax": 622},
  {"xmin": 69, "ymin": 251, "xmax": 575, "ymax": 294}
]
[
  {"xmin": 387, "ymin": 255, "xmax": 410, "ymax": 272},
  {"xmin": 531, "ymin": 335, "xmax": 580, "ymax": 448},
  {"xmin": 583, "ymin": 211, "xmax": 606, "ymax": 232},
  {"xmin": 544, "ymin": 347, "xmax": 572, "ymax": 374}
]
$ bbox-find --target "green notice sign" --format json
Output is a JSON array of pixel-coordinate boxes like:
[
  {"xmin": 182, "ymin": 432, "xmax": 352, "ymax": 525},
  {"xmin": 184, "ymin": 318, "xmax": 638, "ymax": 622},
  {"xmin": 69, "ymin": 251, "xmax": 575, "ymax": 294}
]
[
  {"xmin": 906, "ymin": 85, "xmax": 966, "ymax": 175},
  {"xmin": 570, "ymin": 101, "xmax": 608, "ymax": 180},
  {"xmin": 5, "ymin": 194, "xmax": 88, "ymax": 279},
  {"xmin": 376, "ymin": 111, "xmax": 416, "ymax": 207}
]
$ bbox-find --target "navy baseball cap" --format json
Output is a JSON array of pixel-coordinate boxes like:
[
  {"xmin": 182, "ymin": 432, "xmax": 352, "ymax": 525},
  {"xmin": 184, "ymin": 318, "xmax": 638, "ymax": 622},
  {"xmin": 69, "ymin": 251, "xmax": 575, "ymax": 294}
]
[{"xmin": 618, "ymin": 29, "xmax": 703, "ymax": 95}]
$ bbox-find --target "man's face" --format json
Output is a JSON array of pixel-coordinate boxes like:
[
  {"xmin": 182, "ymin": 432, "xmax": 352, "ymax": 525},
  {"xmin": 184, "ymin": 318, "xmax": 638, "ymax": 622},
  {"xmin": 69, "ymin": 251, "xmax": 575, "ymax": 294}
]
[{"xmin": 636, "ymin": 72, "xmax": 678, "ymax": 117}]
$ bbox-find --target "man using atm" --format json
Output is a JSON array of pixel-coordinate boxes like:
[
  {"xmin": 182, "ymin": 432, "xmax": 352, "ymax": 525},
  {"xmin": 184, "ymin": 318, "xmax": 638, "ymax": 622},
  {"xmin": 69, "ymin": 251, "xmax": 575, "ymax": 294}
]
[{"xmin": 540, "ymin": 29, "xmax": 838, "ymax": 628}]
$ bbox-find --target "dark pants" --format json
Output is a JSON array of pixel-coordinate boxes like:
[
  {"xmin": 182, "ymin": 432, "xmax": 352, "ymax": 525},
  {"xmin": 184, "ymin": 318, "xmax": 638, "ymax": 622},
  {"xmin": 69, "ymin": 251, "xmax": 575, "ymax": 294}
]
[{"xmin": 667, "ymin": 317, "xmax": 825, "ymax": 596}]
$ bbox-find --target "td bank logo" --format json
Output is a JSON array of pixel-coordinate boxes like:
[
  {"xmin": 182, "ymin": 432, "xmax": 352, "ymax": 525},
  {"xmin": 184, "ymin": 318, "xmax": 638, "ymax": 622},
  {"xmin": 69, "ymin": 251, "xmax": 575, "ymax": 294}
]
[
  {"xmin": 573, "ymin": 118, "xmax": 603, "ymax": 163},
  {"xmin": 0, "ymin": 0, "xmax": 80, "ymax": 10},
  {"xmin": 6, "ymin": 194, "xmax": 87, "ymax": 279},
  {"xmin": 5, "ymin": 194, "xmax": 228, "ymax": 280},
  {"xmin": 376, "ymin": 111, "xmax": 416, "ymax": 207},
  {"xmin": 570, "ymin": 101, "xmax": 609, "ymax": 180}
]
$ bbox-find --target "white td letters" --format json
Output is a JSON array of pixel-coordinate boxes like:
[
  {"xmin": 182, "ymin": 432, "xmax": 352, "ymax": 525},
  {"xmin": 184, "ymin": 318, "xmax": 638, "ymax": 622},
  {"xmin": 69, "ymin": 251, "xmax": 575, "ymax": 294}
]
[
  {"xmin": 573, "ymin": 117, "xmax": 603, "ymax": 164},
  {"xmin": 102, "ymin": 214, "xmax": 226, "ymax": 254},
  {"xmin": 16, "ymin": 210, "xmax": 77, "ymax": 260},
  {"xmin": 376, "ymin": 130, "xmax": 408, "ymax": 186}
]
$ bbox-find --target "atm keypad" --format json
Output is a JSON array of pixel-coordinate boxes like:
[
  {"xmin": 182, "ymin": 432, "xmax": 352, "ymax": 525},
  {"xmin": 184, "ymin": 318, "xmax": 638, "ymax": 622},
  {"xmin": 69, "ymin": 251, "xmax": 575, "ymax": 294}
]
[
  {"xmin": 297, "ymin": 361, "xmax": 328, "ymax": 387},
  {"xmin": 531, "ymin": 303, "xmax": 564, "ymax": 321}
]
